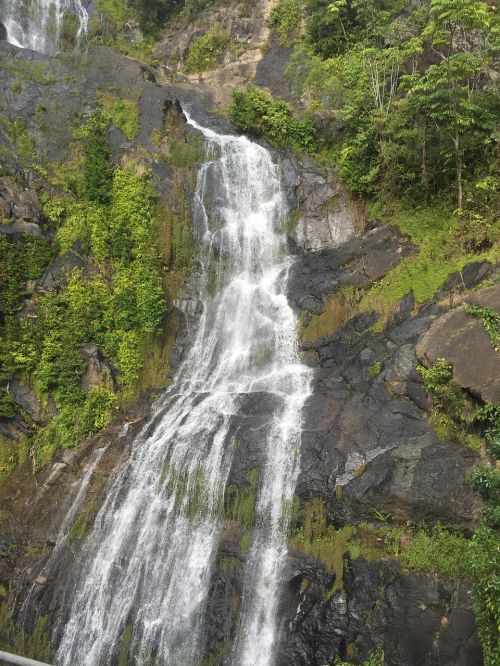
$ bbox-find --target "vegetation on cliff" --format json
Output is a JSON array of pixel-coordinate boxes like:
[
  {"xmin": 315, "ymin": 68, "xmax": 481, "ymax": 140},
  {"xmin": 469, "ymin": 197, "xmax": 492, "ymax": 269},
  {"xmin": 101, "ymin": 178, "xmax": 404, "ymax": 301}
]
[{"xmin": 0, "ymin": 102, "xmax": 195, "ymax": 473}]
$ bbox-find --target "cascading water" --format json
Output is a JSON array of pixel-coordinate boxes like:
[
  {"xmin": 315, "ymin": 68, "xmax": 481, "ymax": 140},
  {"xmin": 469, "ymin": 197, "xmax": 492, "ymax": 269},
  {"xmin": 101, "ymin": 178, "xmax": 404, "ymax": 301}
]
[
  {"xmin": 0, "ymin": 0, "xmax": 88, "ymax": 54},
  {"xmin": 55, "ymin": 114, "xmax": 311, "ymax": 666}
]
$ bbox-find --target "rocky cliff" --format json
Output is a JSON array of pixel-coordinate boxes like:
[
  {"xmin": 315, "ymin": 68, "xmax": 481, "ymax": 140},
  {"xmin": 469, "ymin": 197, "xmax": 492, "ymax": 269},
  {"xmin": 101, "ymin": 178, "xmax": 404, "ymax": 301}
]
[{"xmin": 0, "ymin": 2, "xmax": 499, "ymax": 665}]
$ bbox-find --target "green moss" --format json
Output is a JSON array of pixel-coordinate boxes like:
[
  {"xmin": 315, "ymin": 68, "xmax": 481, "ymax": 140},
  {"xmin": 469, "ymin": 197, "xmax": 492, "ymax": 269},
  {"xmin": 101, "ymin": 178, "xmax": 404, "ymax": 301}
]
[
  {"xmin": 224, "ymin": 468, "xmax": 260, "ymax": 526},
  {"xmin": 367, "ymin": 361, "xmax": 383, "ymax": 378},
  {"xmin": 97, "ymin": 92, "xmax": 140, "ymax": 140},
  {"xmin": 300, "ymin": 286, "xmax": 360, "ymax": 343},
  {"xmin": 168, "ymin": 140, "xmax": 204, "ymax": 168},
  {"xmin": 219, "ymin": 555, "xmax": 238, "ymax": 573},
  {"xmin": 3, "ymin": 61, "xmax": 56, "ymax": 85},
  {"xmin": 240, "ymin": 531, "xmax": 252, "ymax": 554},
  {"xmin": 0, "ymin": 602, "xmax": 51, "ymax": 661},
  {"xmin": 292, "ymin": 521, "xmax": 398, "ymax": 593},
  {"xmin": 60, "ymin": 11, "xmax": 81, "ymax": 51},
  {"xmin": 69, "ymin": 497, "xmax": 99, "ymax": 541},
  {"xmin": 0, "ymin": 435, "xmax": 29, "ymax": 485},
  {"xmin": 400, "ymin": 523, "xmax": 470, "ymax": 579},
  {"xmin": 200, "ymin": 639, "xmax": 228, "ymax": 666},
  {"xmin": 357, "ymin": 202, "xmax": 500, "ymax": 326},
  {"xmin": 118, "ymin": 622, "xmax": 133, "ymax": 666}
]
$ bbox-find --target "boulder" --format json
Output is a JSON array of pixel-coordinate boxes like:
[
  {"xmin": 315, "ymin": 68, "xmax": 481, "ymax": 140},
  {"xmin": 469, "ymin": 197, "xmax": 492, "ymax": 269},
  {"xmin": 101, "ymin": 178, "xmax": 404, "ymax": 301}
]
[{"xmin": 417, "ymin": 284, "xmax": 500, "ymax": 403}]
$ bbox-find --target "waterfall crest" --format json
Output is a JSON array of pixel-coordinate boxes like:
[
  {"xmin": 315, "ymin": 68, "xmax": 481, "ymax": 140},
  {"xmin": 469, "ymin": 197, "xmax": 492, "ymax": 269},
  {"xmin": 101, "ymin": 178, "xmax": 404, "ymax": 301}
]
[{"xmin": 55, "ymin": 114, "xmax": 312, "ymax": 666}]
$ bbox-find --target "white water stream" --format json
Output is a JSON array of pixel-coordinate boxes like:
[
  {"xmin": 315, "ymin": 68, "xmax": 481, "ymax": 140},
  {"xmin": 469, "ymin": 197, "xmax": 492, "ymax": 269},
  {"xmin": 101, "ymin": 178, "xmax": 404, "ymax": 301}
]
[
  {"xmin": 0, "ymin": 0, "xmax": 88, "ymax": 54},
  {"xmin": 55, "ymin": 115, "xmax": 311, "ymax": 665}
]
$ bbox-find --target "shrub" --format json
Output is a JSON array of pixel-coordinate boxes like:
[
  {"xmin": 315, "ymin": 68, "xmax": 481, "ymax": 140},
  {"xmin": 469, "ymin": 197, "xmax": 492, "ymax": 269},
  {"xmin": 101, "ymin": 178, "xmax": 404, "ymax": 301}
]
[
  {"xmin": 185, "ymin": 26, "xmax": 230, "ymax": 73},
  {"xmin": 268, "ymin": 0, "xmax": 302, "ymax": 46},
  {"xmin": 229, "ymin": 86, "xmax": 317, "ymax": 152},
  {"xmin": 417, "ymin": 358, "xmax": 464, "ymax": 421},
  {"xmin": 79, "ymin": 387, "xmax": 118, "ymax": 436}
]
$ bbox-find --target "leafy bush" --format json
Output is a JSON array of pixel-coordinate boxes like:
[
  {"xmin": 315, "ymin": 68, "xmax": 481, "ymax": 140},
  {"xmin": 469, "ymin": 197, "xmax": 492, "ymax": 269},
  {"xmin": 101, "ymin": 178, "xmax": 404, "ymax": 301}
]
[
  {"xmin": 97, "ymin": 93, "xmax": 140, "ymax": 141},
  {"xmin": 79, "ymin": 387, "xmax": 118, "ymax": 435},
  {"xmin": 229, "ymin": 86, "xmax": 317, "ymax": 152},
  {"xmin": 417, "ymin": 358, "xmax": 464, "ymax": 421},
  {"xmin": 268, "ymin": 0, "xmax": 302, "ymax": 46},
  {"xmin": 185, "ymin": 25, "xmax": 230, "ymax": 73}
]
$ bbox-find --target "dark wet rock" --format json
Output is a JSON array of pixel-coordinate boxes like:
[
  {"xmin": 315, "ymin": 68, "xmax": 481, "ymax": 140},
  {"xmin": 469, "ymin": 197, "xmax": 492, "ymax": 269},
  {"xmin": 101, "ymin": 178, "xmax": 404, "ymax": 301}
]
[
  {"xmin": 438, "ymin": 260, "xmax": 492, "ymax": 296},
  {"xmin": 417, "ymin": 284, "xmax": 500, "ymax": 403},
  {"xmin": 278, "ymin": 555, "xmax": 481, "ymax": 666},
  {"xmin": 288, "ymin": 225, "xmax": 412, "ymax": 312},
  {"xmin": 8, "ymin": 380, "xmax": 41, "ymax": 422},
  {"xmin": 0, "ymin": 176, "xmax": 40, "ymax": 226}
]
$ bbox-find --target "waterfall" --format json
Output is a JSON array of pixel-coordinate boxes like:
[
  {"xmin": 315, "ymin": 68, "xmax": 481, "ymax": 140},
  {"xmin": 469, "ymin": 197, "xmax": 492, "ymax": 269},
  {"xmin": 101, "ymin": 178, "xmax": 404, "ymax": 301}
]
[
  {"xmin": 0, "ymin": 0, "xmax": 88, "ymax": 54},
  {"xmin": 55, "ymin": 114, "xmax": 312, "ymax": 666}
]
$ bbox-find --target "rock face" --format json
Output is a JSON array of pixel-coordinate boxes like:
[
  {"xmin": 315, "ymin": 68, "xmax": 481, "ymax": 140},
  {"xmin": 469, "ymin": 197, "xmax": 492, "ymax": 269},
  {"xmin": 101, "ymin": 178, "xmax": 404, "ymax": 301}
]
[
  {"xmin": 278, "ymin": 556, "xmax": 481, "ymax": 666},
  {"xmin": 417, "ymin": 285, "xmax": 500, "ymax": 403},
  {"xmin": 281, "ymin": 153, "xmax": 363, "ymax": 253}
]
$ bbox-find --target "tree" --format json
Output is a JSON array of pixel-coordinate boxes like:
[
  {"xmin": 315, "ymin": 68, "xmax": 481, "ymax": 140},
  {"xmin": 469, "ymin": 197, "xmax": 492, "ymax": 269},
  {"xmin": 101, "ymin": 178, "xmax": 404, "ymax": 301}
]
[{"xmin": 415, "ymin": 0, "xmax": 493, "ymax": 208}]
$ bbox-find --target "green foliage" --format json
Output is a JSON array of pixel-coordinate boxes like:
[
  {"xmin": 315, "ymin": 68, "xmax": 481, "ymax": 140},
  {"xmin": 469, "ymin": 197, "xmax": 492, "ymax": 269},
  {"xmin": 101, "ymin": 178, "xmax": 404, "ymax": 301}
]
[
  {"xmin": 80, "ymin": 387, "xmax": 118, "ymax": 435},
  {"xmin": 0, "ymin": 234, "xmax": 52, "ymax": 318},
  {"xmin": 185, "ymin": 25, "xmax": 231, "ymax": 73},
  {"xmin": 97, "ymin": 92, "xmax": 140, "ymax": 140},
  {"xmin": 229, "ymin": 86, "xmax": 317, "ymax": 152},
  {"xmin": 418, "ymin": 358, "xmax": 464, "ymax": 420},
  {"xmin": 0, "ymin": 602, "xmax": 51, "ymax": 661},
  {"xmin": 468, "ymin": 467, "xmax": 500, "ymax": 504},
  {"xmin": 400, "ymin": 523, "xmax": 470, "ymax": 579},
  {"xmin": 2, "ymin": 117, "xmax": 36, "ymax": 160},
  {"xmin": 80, "ymin": 110, "xmax": 113, "ymax": 205},
  {"xmin": 268, "ymin": 0, "xmax": 302, "ymax": 46},
  {"xmin": 474, "ymin": 404, "xmax": 500, "ymax": 458},
  {"xmin": 288, "ymin": 0, "xmax": 499, "ymax": 211},
  {"xmin": 468, "ymin": 524, "xmax": 500, "ymax": 666},
  {"xmin": 0, "ymin": 389, "xmax": 15, "ymax": 419},
  {"xmin": 465, "ymin": 304, "xmax": 500, "ymax": 350}
]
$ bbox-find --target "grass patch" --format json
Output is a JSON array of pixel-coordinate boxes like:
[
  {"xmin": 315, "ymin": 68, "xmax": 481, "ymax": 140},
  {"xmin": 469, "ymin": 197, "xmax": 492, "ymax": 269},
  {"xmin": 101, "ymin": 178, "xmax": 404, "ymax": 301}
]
[
  {"xmin": 357, "ymin": 202, "xmax": 499, "ymax": 326},
  {"xmin": 95, "ymin": 0, "xmax": 129, "ymax": 28}
]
